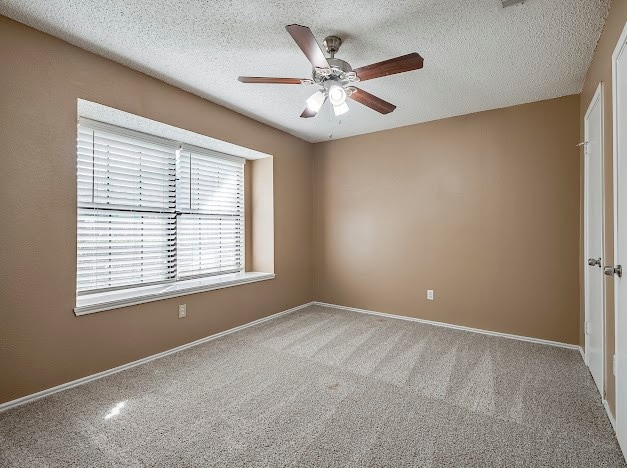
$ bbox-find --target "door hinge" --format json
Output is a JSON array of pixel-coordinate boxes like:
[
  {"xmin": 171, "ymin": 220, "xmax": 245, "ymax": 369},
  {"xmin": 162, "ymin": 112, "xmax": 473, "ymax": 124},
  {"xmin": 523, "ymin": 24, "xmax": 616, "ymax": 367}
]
[{"xmin": 585, "ymin": 321, "xmax": 591, "ymax": 335}]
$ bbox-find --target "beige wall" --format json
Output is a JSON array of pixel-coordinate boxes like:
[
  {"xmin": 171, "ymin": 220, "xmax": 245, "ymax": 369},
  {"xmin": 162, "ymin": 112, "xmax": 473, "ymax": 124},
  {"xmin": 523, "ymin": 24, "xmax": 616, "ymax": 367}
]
[
  {"xmin": 313, "ymin": 96, "xmax": 580, "ymax": 344},
  {"xmin": 579, "ymin": 0, "xmax": 627, "ymax": 418},
  {"xmin": 0, "ymin": 16, "xmax": 314, "ymax": 405}
]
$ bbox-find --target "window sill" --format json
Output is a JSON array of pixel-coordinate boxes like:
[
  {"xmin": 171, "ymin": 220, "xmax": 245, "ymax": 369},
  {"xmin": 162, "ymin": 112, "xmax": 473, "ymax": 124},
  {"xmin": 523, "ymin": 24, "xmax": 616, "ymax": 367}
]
[{"xmin": 74, "ymin": 272, "xmax": 275, "ymax": 316}]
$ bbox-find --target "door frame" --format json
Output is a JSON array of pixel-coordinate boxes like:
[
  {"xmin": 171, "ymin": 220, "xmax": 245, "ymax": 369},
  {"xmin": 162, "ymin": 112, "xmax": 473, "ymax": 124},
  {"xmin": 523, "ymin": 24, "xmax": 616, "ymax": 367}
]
[
  {"xmin": 583, "ymin": 82, "xmax": 605, "ymax": 395},
  {"xmin": 612, "ymin": 18, "xmax": 627, "ymax": 450}
]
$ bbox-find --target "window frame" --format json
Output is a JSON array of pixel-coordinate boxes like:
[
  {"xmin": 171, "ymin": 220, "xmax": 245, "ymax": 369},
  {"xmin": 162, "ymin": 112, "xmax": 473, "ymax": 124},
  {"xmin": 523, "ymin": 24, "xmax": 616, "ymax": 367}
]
[
  {"xmin": 174, "ymin": 144, "xmax": 246, "ymax": 282},
  {"xmin": 75, "ymin": 118, "xmax": 247, "ymax": 301}
]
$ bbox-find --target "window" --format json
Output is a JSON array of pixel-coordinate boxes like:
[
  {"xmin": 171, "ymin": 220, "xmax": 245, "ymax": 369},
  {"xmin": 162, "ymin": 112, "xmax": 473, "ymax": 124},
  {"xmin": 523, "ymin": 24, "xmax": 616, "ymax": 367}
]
[
  {"xmin": 76, "ymin": 119, "xmax": 244, "ymax": 296},
  {"xmin": 176, "ymin": 148, "xmax": 244, "ymax": 279}
]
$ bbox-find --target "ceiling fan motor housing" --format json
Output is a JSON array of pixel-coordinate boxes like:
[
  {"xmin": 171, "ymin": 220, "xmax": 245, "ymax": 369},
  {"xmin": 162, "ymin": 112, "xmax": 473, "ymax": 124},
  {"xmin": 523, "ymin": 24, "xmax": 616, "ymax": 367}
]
[
  {"xmin": 310, "ymin": 35, "xmax": 358, "ymax": 88},
  {"xmin": 313, "ymin": 56, "xmax": 358, "ymax": 86}
]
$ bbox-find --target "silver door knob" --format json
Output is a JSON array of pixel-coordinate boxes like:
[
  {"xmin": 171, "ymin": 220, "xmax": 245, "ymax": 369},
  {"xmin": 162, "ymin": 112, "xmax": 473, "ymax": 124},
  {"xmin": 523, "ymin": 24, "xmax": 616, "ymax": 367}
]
[
  {"xmin": 588, "ymin": 258, "xmax": 602, "ymax": 267},
  {"xmin": 604, "ymin": 265, "xmax": 623, "ymax": 277}
]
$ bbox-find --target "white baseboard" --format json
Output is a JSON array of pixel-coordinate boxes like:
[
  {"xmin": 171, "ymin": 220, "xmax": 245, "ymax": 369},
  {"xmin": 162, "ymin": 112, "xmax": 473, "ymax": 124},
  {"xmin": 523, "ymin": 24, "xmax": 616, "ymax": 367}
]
[
  {"xmin": 578, "ymin": 346, "xmax": 585, "ymax": 362},
  {"xmin": 313, "ymin": 301, "xmax": 580, "ymax": 351},
  {"xmin": 603, "ymin": 399, "xmax": 617, "ymax": 432},
  {"xmin": 0, "ymin": 302, "xmax": 314, "ymax": 413}
]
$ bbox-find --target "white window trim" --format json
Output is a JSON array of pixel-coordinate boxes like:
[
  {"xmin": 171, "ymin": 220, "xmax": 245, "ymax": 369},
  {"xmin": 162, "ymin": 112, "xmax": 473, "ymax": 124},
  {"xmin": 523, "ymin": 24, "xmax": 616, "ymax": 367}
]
[
  {"xmin": 75, "ymin": 117, "xmax": 269, "ymax": 316},
  {"xmin": 74, "ymin": 272, "xmax": 275, "ymax": 316}
]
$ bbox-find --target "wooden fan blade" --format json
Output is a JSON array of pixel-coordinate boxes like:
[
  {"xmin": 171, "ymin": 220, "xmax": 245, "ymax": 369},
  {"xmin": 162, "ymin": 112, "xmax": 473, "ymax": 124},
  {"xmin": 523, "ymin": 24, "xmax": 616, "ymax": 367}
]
[
  {"xmin": 349, "ymin": 88, "xmax": 396, "ymax": 114},
  {"xmin": 353, "ymin": 53, "xmax": 424, "ymax": 82},
  {"xmin": 238, "ymin": 76, "xmax": 308, "ymax": 84},
  {"xmin": 285, "ymin": 24, "xmax": 330, "ymax": 70}
]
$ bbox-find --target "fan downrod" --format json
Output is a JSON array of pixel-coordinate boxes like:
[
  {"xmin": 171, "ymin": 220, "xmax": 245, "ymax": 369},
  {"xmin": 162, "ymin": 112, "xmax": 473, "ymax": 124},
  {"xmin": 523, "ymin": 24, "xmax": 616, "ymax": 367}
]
[{"xmin": 323, "ymin": 36, "xmax": 342, "ymax": 58}]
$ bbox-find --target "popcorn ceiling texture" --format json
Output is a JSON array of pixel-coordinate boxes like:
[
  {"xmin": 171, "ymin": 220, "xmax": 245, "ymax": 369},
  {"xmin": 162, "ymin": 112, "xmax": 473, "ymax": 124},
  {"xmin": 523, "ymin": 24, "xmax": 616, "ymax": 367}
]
[
  {"xmin": 0, "ymin": 0, "xmax": 610, "ymax": 142},
  {"xmin": 0, "ymin": 305, "xmax": 624, "ymax": 466}
]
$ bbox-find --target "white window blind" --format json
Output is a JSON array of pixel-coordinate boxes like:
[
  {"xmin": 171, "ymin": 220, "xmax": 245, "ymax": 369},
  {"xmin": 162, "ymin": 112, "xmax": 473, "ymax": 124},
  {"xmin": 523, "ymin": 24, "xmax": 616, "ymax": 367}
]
[
  {"xmin": 77, "ymin": 119, "xmax": 245, "ymax": 295},
  {"xmin": 176, "ymin": 148, "xmax": 245, "ymax": 279}
]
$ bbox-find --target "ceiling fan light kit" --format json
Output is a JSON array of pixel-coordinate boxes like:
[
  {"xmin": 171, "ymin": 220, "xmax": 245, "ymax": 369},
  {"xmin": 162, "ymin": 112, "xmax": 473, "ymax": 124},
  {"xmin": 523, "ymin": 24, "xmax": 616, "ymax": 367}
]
[
  {"xmin": 306, "ymin": 91, "xmax": 325, "ymax": 113},
  {"xmin": 238, "ymin": 24, "xmax": 424, "ymax": 119},
  {"xmin": 333, "ymin": 101, "xmax": 349, "ymax": 116},
  {"xmin": 328, "ymin": 84, "xmax": 347, "ymax": 106}
]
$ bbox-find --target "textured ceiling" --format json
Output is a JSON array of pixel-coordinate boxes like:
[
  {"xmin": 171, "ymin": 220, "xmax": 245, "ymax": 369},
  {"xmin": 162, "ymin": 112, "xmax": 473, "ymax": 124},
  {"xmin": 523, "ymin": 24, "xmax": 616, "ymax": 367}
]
[{"xmin": 0, "ymin": 0, "xmax": 610, "ymax": 143}]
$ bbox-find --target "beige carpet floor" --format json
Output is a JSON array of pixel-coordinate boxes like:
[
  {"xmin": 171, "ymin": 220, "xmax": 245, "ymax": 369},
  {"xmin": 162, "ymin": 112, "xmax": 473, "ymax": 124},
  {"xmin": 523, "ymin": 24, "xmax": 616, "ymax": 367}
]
[{"xmin": 0, "ymin": 304, "xmax": 625, "ymax": 467}]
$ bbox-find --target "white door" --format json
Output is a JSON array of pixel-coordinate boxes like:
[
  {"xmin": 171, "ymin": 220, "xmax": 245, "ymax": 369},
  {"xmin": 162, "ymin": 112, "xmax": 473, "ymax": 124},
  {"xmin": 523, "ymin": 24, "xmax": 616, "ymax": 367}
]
[
  {"xmin": 612, "ymin": 20, "xmax": 627, "ymax": 458},
  {"xmin": 584, "ymin": 83, "xmax": 605, "ymax": 396}
]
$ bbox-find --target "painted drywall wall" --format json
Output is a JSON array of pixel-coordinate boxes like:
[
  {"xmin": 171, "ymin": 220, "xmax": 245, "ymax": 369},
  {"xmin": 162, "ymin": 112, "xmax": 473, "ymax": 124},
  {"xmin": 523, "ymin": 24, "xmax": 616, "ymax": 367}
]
[
  {"xmin": 0, "ymin": 16, "xmax": 314, "ymax": 404},
  {"xmin": 313, "ymin": 96, "xmax": 580, "ymax": 345},
  {"xmin": 579, "ymin": 0, "xmax": 627, "ymax": 418}
]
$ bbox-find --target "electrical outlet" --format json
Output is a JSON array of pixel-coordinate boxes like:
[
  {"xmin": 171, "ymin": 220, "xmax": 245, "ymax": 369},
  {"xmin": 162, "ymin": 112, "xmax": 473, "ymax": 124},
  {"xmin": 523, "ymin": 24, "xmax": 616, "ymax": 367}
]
[
  {"xmin": 178, "ymin": 304, "xmax": 187, "ymax": 319},
  {"xmin": 427, "ymin": 290, "xmax": 434, "ymax": 301}
]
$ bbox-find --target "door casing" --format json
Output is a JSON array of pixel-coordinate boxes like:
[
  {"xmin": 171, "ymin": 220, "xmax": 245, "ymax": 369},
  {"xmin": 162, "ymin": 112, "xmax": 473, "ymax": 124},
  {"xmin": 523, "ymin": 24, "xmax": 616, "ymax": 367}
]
[
  {"xmin": 583, "ymin": 82, "xmax": 605, "ymax": 397},
  {"xmin": 611, "ymin": 18, "xmax": 627, "ymax": 458}
]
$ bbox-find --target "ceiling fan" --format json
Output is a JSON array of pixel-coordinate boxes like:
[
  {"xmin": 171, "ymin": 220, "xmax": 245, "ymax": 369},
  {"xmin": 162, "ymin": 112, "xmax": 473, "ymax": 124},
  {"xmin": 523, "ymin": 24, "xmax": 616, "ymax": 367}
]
[{"xmin": 238, "ymin": 24, "xmax": 424, "ymax": 118}]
